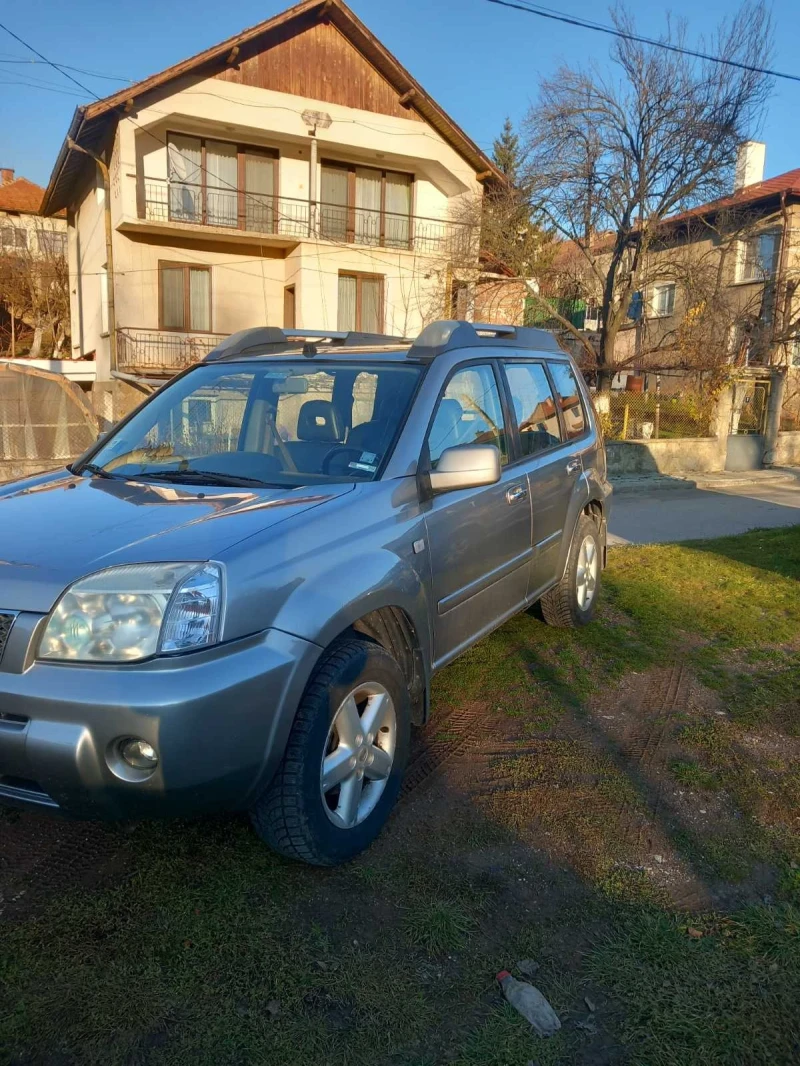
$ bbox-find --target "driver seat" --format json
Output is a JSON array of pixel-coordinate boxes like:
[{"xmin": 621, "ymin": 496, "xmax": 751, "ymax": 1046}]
[{"xmin": 288, "ymin": 399, "xmax": 345, "ymax": 472}]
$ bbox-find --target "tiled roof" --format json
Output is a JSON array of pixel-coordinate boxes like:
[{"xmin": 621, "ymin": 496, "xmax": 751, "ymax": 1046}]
[
  {"xmin": 0, "ymin": 176, "xmax": 46, "ymax": 214},
  {"xmin": 668, "ymin": 169, "xmax": 800, "ymax": 224}
]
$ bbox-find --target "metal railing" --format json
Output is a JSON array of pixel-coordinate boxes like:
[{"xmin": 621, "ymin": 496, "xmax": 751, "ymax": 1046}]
[
  {"xmin": 117, "ymin": 328, "xmax": 226, "ymax": 376},
  {"xmin": 141, "ymin": 179, "xmax": 473, "ymax": 257}
]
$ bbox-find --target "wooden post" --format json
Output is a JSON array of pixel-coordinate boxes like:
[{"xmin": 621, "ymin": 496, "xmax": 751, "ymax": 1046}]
[{"xmin": 622, "ymin": 403, "xmax": 630, "ymax": 440}]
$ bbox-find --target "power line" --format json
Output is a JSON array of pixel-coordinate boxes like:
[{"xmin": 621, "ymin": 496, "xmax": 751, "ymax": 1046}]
[
  {"xmin": 484, "ymin": 0, "xmax": 800, "ymax": 83},
  {"xmin": 0, "ymin": 57, "xmax": 129, "ymax": 82},
  {"xmin": 0, "ymin": 20, "xmax": 99, "ymax": 97}
]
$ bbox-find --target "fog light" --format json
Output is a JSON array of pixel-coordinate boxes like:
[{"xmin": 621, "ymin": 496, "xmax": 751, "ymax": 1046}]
[{"xmin": 119, "ymin": 738, "xmax": 158, "ymax": 771}]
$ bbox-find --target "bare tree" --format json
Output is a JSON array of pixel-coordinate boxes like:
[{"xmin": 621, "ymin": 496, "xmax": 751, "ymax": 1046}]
[
  {"xmin": 0, "ymin": 222, "xmax": 69, "ymax": 357},
  {"xmin": 523, "ymin": 2, "xmax": 774, "ymax": 385}
]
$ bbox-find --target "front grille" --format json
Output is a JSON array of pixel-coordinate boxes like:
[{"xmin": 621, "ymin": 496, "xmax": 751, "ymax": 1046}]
[{"xmin": 0, "ymin": 612, "xmax": 16, "ymax": 663}]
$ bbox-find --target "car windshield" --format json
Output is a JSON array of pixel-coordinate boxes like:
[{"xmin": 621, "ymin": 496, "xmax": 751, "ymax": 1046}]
[{"xmin": 88, "ymin": 360, "xmax": 422, "ymax": 487}]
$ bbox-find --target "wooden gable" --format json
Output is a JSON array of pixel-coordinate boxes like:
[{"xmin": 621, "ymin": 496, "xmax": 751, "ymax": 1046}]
[{"xmin": 215, "ymin": 18, "xmax": 422, "ymax": 122}]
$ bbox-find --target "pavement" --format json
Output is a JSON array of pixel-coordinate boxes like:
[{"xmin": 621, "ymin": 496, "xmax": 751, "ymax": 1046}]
[{"xmin": 608, "ymin": 467, "xmax": 800, "ymax": 545}]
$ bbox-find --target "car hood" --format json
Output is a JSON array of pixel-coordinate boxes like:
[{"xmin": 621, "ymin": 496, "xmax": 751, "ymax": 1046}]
[{"xmin": 0, "ymin": 470, "xmax": 353, "ymax": 613}]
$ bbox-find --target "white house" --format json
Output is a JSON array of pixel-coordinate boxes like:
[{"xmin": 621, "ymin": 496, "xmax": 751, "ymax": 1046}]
[{"xmin": 41, "ymin": 0, "xmax": 500, "ymax": 384}]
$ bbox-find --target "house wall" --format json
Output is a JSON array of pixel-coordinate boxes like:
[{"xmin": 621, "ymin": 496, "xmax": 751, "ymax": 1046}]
[
  {"xmin": 0, "ymin": 210, "xmax": 67, "ymax": 252},
  {"xmin": 474, "ymin": 277, "xmax": 527, "ymax": 325},
  {"xmin": 68, "ymin": 171, "xmax": 109, "ymax": 372}
]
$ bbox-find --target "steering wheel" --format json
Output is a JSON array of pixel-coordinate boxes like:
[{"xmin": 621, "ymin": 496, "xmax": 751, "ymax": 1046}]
[{"xmin": 321, "ymin": 446, "xmax": 367, "ymax": 475}]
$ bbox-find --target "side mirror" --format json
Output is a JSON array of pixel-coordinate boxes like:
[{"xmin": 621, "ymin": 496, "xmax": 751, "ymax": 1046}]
[{"xmin": 428, "ymin": 444, "xmax": 501, "ymax": 494}]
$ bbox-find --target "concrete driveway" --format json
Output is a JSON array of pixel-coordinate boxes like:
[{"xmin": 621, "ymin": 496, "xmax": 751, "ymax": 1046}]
[{"xmin": 609, "ymin": 470, "xmax": 800, "ymax": 545}]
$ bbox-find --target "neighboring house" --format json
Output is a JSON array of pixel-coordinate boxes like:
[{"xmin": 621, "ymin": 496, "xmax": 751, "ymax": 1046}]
[
  {"xmin": 0, "ymin": 169, "xmax": 67, "ymax": 259},
  {"xmin": 623, "ymin": 142, "xmax": 800, "ymax": 376},
  {"xmin": 0, "ymin": 169, "xmax": 69, "ymax": 357},
  {"xmin": 41, "ymin": 0, "xmax": 500, "ymax": 383}
]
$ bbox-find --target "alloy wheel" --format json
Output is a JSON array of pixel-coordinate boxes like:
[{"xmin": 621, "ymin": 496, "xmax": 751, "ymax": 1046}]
[{"xmin": 320, "ymin": 682, "xmax": 397, "ymax": 829}]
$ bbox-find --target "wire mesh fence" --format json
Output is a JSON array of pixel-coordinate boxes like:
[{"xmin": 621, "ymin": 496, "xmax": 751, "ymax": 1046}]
[
  {"xmin": 0, "ymin": 364, "xmax": 97, "ymax": 467},
  {"xmin": 594, "ymin": 389, "xmax": 716, "ymax": 441}
]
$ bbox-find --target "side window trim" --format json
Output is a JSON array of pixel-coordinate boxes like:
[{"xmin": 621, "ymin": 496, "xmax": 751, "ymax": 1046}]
[
  {"xmin": 421, "ymin": 359, "xmax": 509, "ymax": 471},
  {"xmin": 499, "ymin": 358, "xmax": 568, "ymax": 465},
  {"xmin": 546, "ymin": 359, "xmax": 590, "ymax": 444}
]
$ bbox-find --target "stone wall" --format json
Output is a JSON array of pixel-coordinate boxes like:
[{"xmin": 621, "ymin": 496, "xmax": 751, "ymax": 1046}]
[{"xmin": 606, "ymin": 437, "xmax": 722, "ymax": 477}]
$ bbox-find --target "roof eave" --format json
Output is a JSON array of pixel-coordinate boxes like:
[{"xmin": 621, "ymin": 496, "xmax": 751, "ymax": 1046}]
[{"xmin": 42, "ymin": 0, "xmax": 500, "ymax": 215}]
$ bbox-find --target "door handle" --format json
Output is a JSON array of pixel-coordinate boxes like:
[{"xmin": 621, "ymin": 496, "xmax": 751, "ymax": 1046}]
[
  {"xmin": 566, "ymin": 458, "xmax": 582, "ymax": 475},
  {"xmin": 506, "ymin": 484, "xmax": 529, "ymax": 504}
]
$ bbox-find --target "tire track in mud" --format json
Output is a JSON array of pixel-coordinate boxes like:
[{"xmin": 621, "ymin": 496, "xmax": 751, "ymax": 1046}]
[{"xmin": 401, "ymin": 702, "xmax": 488, "ymax": 798}]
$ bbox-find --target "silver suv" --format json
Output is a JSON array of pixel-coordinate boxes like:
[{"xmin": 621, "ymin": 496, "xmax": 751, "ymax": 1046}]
[{"xmin": 0, "ymin": 321, "xmax": 610, "ymax": 865}]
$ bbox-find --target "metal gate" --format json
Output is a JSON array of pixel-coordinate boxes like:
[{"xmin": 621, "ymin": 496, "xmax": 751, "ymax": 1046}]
[{"xmin": 726, "ymin": 375, "xmax": 770, "ymax": 471}]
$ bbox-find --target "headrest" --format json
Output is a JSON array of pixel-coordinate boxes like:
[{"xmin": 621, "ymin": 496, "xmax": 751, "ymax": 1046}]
[{"xmin": 296, "ymin": 399, "xmax": 344, "ymax": 442}]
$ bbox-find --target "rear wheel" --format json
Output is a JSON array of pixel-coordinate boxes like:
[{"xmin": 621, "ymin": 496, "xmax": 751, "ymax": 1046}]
[
  {"xmin": 250, "ymin": 638, "xmax": 410, "ymax": 866},
  {"xmin": 540, "ymin": 514, "xmax": 601, "ymax": 628}
]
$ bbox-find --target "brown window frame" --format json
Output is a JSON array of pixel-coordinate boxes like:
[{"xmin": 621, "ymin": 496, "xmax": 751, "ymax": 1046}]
[
  {"xmin": 166, "ymin": 131, "xmax": 280, "ymax": 231},
  {"xmin": 320, "ymin": 159, "xmax": 414, "ymax": 247},
  {"xmin": 158, "ymin": 260, "xmax": 213, "ymax": 333},
  {"xmin": 338, "ymin": 271, "xmax": 385, "ymax": 332}
]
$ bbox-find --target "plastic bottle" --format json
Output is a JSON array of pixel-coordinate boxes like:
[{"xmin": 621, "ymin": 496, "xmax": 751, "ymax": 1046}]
[{"xmin": 496, "ymin": 970, "xmax": 561, "ymax": 1037}]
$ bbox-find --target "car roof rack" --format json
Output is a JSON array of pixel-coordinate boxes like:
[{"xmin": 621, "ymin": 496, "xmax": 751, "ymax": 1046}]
[
  {"xmin": 204, "ymin": 327, "xmax": 410, "ymax": 361},
  {"xmin": 407, "ymin": 320, "xmax": 563, "ymax": 361}
]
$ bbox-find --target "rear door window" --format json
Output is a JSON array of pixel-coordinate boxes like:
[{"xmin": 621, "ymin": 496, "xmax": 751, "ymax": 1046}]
[
  {"xmin": 547, "ymin": 362, "xmax": 587, "ymax": 440},
  {"xmin": 503, "ymin": 362, "xmax": 563, "ymax": 456}
]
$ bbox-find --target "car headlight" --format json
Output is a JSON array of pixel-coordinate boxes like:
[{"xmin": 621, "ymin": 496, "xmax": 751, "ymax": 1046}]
[{"xmin": 39, "ymin": 562, "xmax": 223, "ymax": 663}]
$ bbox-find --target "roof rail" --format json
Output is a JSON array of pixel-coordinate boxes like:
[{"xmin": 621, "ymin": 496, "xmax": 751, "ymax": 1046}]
[
  {"xmin": 407, "ymin": 320, "xmax": 563, "ymax": 361},
  {"xmin": 204, "ymin": 327, "xmax": 409, "ymax": 361}
]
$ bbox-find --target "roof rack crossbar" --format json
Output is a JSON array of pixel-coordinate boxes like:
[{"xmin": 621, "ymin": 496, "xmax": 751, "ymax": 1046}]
[
  {"xmin": 407, "ymin": 320, "xmax": 562, "ymax": 360},
  {"xmin": 204, "ymin": 327, "xmax": 410, "ymax": 361}
]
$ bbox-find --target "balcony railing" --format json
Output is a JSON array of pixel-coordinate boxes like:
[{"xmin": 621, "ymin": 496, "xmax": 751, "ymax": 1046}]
[
  {"xmin": 140, "ymin": 179, "xmax": 473, "ymax": 257},
  {"xmin": 117, "ymin": 328, "xmax": 226, "ymax": 376}
]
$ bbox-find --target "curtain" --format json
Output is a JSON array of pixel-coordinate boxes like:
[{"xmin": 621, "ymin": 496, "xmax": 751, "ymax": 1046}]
[
  {"xmin": 162, "ymin": 267, "xmax": 185, "ymax": 330},
  {"xmin": 320, "ymin": 165, "xmax": 348, "ymax": 240},
  {"xmin": 355, "ymin": 168, "xmax": 381, "ymax": 245},
  {"xmin": 189, "ymin": 269, "xmax": 211, "ymax": 331},
  {"xmin": 205, "ymin": 141, "xmax": 238, "ymax": 227},
  {"xmin": 384, "ymin": 172, "xmax": 411, "ymax": 249},
  {"xmin": 168, "ymin": 135, "xmax": 201, "ymax": 222},
  {"xmin": 338, "ymin": 275, "xmax": 357, "ymax": 331},
  {"xmin": 245, "ymin": 152, "xmax": 274, "ymax": 232},
  {"xmin": 360, "ymin": 277, "xmax": 381, "ymax": 333}
]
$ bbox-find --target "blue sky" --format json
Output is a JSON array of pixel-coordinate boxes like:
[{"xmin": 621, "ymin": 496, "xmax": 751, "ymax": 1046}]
[{"xmin": 1, "ymin": 0, "xmax": 798, "ymax": 190}]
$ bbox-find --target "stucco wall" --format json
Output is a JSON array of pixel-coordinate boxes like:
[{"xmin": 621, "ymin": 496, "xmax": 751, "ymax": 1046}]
[
  {"xmin": 69, "ymin": 172, "xmax": 109, "ymax": 373},
  {"xmin": 606, "ymin": 437, "xmax": 723, "ymax": 476},
  {"xmin": 774, "ymin": 431, "xmax": 800, "ymax": 467}
]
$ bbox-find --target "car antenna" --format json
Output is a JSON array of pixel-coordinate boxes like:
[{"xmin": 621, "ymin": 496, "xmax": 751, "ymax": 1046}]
[{"xmin": 302, "ymin": 342, "xmax": 317, "ymax": 357}]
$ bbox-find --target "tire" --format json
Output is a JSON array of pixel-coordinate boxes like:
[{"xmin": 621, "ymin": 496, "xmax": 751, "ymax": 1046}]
[
  {"xmin": 250, "ymin": 637, "xmax": 411, "ymax": 866},
  {"xmin": 540, "ymin": 514, "xmax": 602, "ymax": 628}
]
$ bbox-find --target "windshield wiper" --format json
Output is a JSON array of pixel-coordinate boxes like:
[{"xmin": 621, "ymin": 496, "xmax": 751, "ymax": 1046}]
[
  {"xmin": 135, "ymin": 469, "xmax": 278, "ymax": 488},
  {"xmin": 79, "ymin": 462, "xmax": 121, "ymax": 480}
]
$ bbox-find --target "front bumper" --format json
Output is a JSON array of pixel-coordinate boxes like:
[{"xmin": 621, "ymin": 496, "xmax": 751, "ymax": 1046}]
[{"xmin": 0, "ymin": 618, "xmax": 321, "ymax": 819}]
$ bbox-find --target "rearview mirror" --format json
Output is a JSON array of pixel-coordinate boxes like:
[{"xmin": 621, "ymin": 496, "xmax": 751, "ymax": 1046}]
[
  {"xmin": 272, "ymin": 376, "xmax": 309, "ymax": 395},
  {"xmin": 428, "ymin": 444, "xmax": 501, "ymax": 494}
]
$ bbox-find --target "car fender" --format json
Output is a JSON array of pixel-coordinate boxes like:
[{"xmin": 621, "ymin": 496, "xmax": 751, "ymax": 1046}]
[{"xmin": 272, "ymin": 546, "xmax": 433, "ymax": 673}]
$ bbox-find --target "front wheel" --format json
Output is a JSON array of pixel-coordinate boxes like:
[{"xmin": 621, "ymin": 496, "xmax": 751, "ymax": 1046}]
[
  {"xmin": 540, "ymin": 514, "xmax": 602, "ymax": 628},
  {"xmin": 250, "ymin": 638, "xmax": 410, "ymax": 866}
]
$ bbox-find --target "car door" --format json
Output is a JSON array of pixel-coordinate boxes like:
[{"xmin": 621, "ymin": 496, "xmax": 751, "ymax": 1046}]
[
  {"xmin": 422, "ymin": 362, "xmax": 532, "ymax": 667},
  {"xmin": 501, "ymin": 359, "xmax": 586, "ymax": 599}
]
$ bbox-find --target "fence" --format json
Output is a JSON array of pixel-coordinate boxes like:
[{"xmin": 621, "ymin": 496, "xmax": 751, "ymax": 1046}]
[
  {"xmin": 0, "ymin": 363, "xmax": 98, "ymax": 479},
  {"xmin": 595, "ymin": 389, "xmax": 716, "ymax": 441}
]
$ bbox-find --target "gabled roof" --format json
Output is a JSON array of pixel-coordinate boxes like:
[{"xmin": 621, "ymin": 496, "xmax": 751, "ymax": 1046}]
[
  {"xmin": 667, "ymin": 168, "xmax": 800, "ymax": 226},
  {"xmin": 42, "ymin": 0, "xmax": 501, "ymax": 216},
  {"xmin": 0, "ymin": 176, "xmax": 46, "ymax": 214}
]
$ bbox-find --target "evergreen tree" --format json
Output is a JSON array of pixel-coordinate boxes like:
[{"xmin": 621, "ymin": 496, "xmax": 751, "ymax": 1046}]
[{"xmin": 492, "ymin": 117, "xmax": 521, "ymax": 185}]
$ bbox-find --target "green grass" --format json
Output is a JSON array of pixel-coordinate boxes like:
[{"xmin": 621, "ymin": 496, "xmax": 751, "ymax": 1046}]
[
  {"xmin": 586, "ymin": 904, "xmax": 800, "ymax": 1066},
  {"xmin": 2, "ymin": 525, "xmax": 800, "ymax": 1065}
]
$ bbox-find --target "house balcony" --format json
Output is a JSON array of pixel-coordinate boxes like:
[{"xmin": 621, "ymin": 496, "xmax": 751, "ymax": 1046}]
[
  {"xmin": 119, "ymin": 178, "xmax": 474, "ymax": 259},
  {"xmin": 116, "ymin": 328, "xmax": 226, "ymax": 377}
]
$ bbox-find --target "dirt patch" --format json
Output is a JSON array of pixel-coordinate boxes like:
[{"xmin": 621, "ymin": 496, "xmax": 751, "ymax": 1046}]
[{"xmin": 0, "ymin": 807, "xmax": 132, "ymax": 921}]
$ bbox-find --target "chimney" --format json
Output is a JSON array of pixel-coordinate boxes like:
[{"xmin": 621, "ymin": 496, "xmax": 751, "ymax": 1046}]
[
  {"xmin": 0, "ymin": 168, "xmax": 14, "ymax": 186},
  {"xmin": 734, "ymin": 141, "xmax": 765, "ymax": 192}
]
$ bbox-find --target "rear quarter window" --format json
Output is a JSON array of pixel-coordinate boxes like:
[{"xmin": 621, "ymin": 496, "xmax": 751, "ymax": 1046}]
[{"xmin": 547, "ymin": 362, "xmax": 588, "ymax": 440}]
